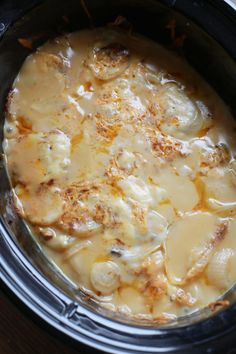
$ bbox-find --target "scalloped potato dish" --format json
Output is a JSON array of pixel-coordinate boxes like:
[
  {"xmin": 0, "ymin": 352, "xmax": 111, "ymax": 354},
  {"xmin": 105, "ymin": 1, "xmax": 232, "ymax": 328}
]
[{"xmin": 3, "ymin": 28, "xmax": 236, "ymax": 322}]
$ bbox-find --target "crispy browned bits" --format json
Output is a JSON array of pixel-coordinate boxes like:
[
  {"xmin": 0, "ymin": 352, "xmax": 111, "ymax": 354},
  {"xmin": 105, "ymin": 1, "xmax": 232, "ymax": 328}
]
[{"xmin": 208, "ymin": 300, "xmax": 230, "ymax": 312}]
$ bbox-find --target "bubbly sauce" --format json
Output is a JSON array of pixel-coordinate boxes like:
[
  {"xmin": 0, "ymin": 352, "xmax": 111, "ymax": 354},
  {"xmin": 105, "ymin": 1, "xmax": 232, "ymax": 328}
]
[{"xmin": 3, "ymin": 28, "xmax": 236, "ymax": 322}]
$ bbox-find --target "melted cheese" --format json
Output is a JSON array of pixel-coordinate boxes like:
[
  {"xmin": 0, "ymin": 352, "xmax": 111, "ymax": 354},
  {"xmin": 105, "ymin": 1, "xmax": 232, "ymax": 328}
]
[{"xmin": 3, "ymin": 27, "xmax": 236, "ymax": 323}]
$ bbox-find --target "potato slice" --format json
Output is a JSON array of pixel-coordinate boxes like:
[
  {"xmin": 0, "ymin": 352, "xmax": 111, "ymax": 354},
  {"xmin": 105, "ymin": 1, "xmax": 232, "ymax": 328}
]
[
  {"xmin": 118, "ymin": 287, "xmax": 146, "ymax": 314},
  {"xmin": 19, "ymin": 51, "xmax": 66, "ymax": 98},
  {"xmin": 38, "ymin": 227, "xmax": 75, "ymax": 251},
  {"xmin": 165, "ymin": 212, "xmax": 220, "ymax": 285},
  {"xmin": 156, "ymin": 167, "xmax": 199, "ymax": 212},
  {"xmin": 118, "ymin": 176, "xmax": 153, "ymax": 205},
  {"xmin": 14, "ymin": 185, "xmax": 64, "ymax": 226},
  {"xmin": 203, "ymin": 167, "xmax": 236, "ymax": 215},
  {"xmin": 146, "ymin": 210, "xmax": 168, "ymax": 245},
  {"xmin": 158, "ymin": 83, "xmax": 211, "ymax": 140},
  {"xmin": 88, "ymin": 42, "xmax": 130, "ymax": 80},
  {"xmin": 7, "ymin": 130, "xmax": 71, "ymax": 186},
  {"xmin": 9, "ymin": 52, "xmax": 67, "ymax": 125}
]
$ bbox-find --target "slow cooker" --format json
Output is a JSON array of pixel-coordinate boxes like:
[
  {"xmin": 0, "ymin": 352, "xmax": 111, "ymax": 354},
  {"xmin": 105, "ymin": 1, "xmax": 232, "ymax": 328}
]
[{"xmin": 1, "ymin": 0, "xmax": 236, "ymax": 353}]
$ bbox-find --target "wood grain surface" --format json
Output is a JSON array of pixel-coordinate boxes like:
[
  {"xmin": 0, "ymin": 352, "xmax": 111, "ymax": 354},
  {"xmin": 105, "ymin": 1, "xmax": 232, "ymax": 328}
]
[{"xmin": 0, "ymin": 285, "xmax": 102, "ymax": 354}]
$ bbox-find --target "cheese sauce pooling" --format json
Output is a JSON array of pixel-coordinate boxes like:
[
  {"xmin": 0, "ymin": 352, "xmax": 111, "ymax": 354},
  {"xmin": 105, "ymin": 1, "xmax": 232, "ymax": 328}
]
[{"xmin": 4, "ymin": 28, "xmax": 236, "ymax": 322}]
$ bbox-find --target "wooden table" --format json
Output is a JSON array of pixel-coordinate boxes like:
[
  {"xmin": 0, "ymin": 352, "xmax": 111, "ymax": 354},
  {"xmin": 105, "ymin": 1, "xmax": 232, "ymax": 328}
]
[{"xmin": 0, "ymin": 284, "xmax": 102, "ymax": 354}]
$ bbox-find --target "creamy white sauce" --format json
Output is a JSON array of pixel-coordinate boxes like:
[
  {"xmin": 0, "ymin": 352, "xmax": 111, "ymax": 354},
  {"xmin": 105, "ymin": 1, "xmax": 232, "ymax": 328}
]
[{"xmin": 3, "ymin": 27, "xmax": 236, "ymax": 322}]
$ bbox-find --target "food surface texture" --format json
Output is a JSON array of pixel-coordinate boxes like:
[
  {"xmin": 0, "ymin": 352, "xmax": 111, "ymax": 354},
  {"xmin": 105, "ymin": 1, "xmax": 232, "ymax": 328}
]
[{"xmin": 4, "ymin": 28, "xmax": 236, "ymax": 322}]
